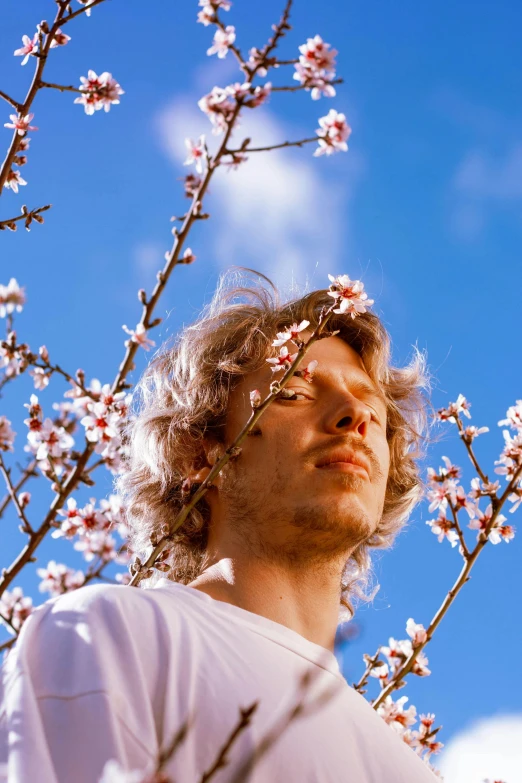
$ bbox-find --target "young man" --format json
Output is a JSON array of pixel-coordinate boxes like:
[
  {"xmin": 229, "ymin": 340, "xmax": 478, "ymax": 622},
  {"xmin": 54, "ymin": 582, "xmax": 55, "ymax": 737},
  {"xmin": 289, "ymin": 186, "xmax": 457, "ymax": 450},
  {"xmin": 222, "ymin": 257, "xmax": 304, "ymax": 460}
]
[{"xmin": 0, "ymin": 272, "xmax": 438, "ymax": 781}]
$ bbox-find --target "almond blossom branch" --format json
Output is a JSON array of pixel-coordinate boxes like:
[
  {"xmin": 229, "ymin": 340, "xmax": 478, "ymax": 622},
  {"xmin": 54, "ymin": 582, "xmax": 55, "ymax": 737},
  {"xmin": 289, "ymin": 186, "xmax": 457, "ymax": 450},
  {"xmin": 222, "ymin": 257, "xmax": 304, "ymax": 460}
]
[
  {"xmin": 271, "ymin": 78, "xmax": 343, "ymax": 92},
  {"xmin": 371, "ymin": 460, "xmax": 522, "ymax": 710},
  {"xmin": 0, "ymin": 453, "xmax": 34, "ymax": 534},
  {"xmin": 0, "ymin": 0, "xmax": 108, "ymax": 195},
  {"xmin": 199, "ymin": 703, "xmax": 258, "ymax": 782},
  {"xmin": 0, "ymin": 459, "xmax": 38, "ymax": 520},
  {"xmin": 456, "ymin": 416, "xmax": 490, "ymax": 485},
  {"xmin": 0, "ymin": 636, "xmax": 16, "ymax": 654},
  {"xmin": 227, "ymin": 667, "xmax": 339, "ymax": 783},
  {"xmin": 224, "ymin": 137, "xmax": 317, "ymax": 155},
  {"xmin": 447, "ymin": 500, "xmax": 470, "ymax": 558},
  {"xmin": 0, "ymin": 91, "xmax": 21, "ymax": 112},
  {"xmin": 36, "ymin": 80, "xmax": 86, "ymax": 95},
  {"xmin": 0, "ymin": 204, "xmax": 51, "ymax": 232}
]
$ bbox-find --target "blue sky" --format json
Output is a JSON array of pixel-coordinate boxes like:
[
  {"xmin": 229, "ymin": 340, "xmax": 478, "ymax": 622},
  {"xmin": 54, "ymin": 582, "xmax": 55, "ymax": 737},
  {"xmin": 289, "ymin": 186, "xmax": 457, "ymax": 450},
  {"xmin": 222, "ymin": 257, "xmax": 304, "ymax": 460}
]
[{"xmin": 1, "ymin": 1, "xmax": 521, "ymax": 779}]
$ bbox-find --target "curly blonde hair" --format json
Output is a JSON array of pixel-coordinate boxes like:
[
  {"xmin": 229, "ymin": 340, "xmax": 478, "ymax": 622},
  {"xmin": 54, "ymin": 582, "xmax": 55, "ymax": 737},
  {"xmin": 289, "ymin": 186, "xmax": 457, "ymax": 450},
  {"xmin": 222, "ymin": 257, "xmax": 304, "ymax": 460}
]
[{"xmin": 115, "ymin": 268, "xmax": 430, "ymax": 622}]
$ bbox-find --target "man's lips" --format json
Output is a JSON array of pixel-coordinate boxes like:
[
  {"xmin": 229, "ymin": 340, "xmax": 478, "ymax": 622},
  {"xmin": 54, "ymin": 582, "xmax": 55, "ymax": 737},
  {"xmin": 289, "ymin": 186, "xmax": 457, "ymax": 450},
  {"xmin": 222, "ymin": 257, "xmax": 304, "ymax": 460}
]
[{"xmin": 315, "ymin": 449, "xmax": 371, "ymax": 479}]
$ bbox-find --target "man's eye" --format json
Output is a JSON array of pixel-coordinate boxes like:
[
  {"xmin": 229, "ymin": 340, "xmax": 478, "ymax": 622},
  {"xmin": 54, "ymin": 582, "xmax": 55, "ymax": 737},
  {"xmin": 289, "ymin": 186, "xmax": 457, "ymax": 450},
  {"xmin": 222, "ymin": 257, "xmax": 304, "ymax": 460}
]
[{"xmin": 278, "ymin": 390, "xmax": 309, "ymax": 401}]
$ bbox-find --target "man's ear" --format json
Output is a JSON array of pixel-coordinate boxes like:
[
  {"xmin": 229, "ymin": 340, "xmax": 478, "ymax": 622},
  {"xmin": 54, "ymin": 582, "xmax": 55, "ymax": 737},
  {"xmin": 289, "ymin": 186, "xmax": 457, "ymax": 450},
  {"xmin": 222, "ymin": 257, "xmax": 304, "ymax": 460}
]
[{"xmin": 185, "ymin": 440, "xmax": 226, "ymax": 487}]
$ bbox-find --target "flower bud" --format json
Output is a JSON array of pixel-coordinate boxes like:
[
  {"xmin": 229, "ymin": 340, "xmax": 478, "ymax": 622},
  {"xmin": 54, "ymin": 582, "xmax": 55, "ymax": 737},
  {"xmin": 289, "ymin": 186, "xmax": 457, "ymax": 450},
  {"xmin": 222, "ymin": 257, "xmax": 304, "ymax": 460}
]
[{"xmin": 249, "ymin": 389, "xmax": 262, "ymax": 408}]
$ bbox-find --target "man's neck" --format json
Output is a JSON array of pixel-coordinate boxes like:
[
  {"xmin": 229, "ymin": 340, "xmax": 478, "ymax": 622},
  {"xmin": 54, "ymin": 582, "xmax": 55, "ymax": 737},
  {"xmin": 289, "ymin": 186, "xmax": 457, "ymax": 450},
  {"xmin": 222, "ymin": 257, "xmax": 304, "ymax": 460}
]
[{"xmin": 187, "ymin": 556, "xmax": 345, "ymax": 652}]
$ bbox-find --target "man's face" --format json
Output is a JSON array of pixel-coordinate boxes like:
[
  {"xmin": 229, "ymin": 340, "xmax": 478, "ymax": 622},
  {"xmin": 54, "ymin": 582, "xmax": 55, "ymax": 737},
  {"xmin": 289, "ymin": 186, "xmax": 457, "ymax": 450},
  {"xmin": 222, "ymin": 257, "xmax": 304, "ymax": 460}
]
[{"xmin": 209, "ymin": 334, "xmax": 391, "ymax": 567}]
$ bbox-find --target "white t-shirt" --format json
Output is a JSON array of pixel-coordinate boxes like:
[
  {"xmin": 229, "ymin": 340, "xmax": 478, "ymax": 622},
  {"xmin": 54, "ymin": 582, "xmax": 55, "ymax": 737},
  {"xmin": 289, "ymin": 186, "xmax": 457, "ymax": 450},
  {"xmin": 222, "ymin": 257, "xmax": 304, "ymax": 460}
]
[{"xmin": 0, "ymin": 579, "xmax": 438, "ymax": 782}]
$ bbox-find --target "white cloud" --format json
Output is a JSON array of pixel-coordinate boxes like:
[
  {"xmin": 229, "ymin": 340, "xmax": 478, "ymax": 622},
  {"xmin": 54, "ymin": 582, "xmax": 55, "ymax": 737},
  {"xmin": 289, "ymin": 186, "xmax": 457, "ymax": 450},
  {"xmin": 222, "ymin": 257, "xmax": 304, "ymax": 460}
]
[
  {"xmin": 155, "ymin": 96, "xmax": 364, "ymax": 295},
  {"xmin": 450, "ymin": 143, "xmax": 522, "ymax": 241},
  {"xmin": 435, "ymin": 713, "xmax": 522, "ymax": 783}
]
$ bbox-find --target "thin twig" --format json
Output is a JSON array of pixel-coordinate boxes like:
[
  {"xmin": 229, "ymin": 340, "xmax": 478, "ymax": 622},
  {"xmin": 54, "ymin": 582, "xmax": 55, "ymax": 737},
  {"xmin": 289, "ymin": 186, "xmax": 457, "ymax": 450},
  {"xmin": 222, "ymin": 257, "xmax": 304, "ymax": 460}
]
[
  {"xmin": 199, "ymin": 703, "xmax": 258, "ymax": 782},
  {"xmin": 0, "ymin": 453, "xmax": 34, "ymax": 534},
  {"xmin": 0, "ymin": 459, "xmax": 38, "ymax": 520},
  {"xmin": 456, "ymin": 417, "xmax": 490, "ymax": 485},
  {"xmin": 0, "ymin": 204, "xmax": 51, "ymax": 232},
  {"xmin": 271, "ymin": 78, "xmax": 343, "ymax": 92},
  {"xmin": 0, "ymin": 90, "xmax": 21, "ymax": 111},
  {"xmin": 225, "ymin": 136, "xmax": 317, "ymax": 156}
]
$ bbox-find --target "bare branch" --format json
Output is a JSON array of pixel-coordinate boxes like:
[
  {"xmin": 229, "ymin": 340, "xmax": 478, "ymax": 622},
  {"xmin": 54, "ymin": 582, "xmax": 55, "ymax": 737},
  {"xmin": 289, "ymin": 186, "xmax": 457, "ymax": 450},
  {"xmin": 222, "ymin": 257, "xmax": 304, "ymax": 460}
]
[
  {"xmin": 0, "ymin": 453, "xmax": 34, "ymax": 534},
  {"xmin": 0, "ymin": 204, "xmax": 51, "ymax": 232},
  {"xmin": 225, "ymin": 136, "xmax": 317, "ymax": 156}
]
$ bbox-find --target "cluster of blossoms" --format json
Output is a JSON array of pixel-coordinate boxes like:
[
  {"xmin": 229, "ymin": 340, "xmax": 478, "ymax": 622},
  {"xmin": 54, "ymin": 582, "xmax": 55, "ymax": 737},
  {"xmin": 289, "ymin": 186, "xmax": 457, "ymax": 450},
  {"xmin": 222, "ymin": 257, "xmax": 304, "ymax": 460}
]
[
  {"xmin": 51, "ymin": 493, "xmax": 129, "ymax": 568},
  {"xmin": 59, "ymin": 378, "xmax": 132, "ymax": 475},
  {"xmin": 197, "ymin": 0, "xmax": 231, "ymax": 27},
  {"xmin": 314, "ymin": 109, "xmax": 351, "ymax": 156},
  {"xmin": 294, "ymin": 35, "xmax": 338, "ymax": 100},
  {"xmin": 197, "ymin": 81, "xmax": 271, "ymax": 136},
  {"xmin": 2, "ymin": 119, "xmax": 35, "ymax": 194},
  {"xmin": 0, "ymin": 416, "xmax": 16, "ymax": 452},
  {"xmin": 24, "ymin": 394, "xmax": 75, "ymax": 478},
  {"xmin": 13, "ymin": 24, "xmax": 70, "ymax": 67},
  {"xmin": 73, "ymin": 70, "xmax": 124, "ymax": 115},
  {"xmin": 0, "ymin": 587, "xmax": 33, "ymax": 633},
  {"xmin": 376, "ymin": 695, "xmax": 444, "ymax": 768},
  {"xmin": 428, "ymin": 396, "xmax": 520, "ymax": 548},
  {"xmin": 369, "ymin": 617, "xmax": 431, "ymax": 684},
  {"xmin": 36, "ymin": 560, "xmax": 85, "ymax": 598}
]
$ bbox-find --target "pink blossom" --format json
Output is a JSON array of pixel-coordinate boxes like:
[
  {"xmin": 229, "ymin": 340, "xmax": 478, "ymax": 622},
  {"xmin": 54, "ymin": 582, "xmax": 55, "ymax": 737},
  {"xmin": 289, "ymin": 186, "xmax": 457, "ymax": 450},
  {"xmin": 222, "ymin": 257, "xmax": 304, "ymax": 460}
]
[
  {"xmin": 3, "ymin": 113, "xmax": 38, "ymax": 135},
  {"xmin": 23, "ymin": 393, "xmax": 42, "ymax": 422},
  {"xmin": 207, "ymin": 25, "xmax": 236, "ymax": 58},
  {"xmin": 460, "ymin": 424, "xmax": 489, "ymax": 442},
  {"xmin": 369, "ymin": 662, "xmax": 389, "ymax": 682},
  {"xmin": 50, "ymin": 28, "xmax": 71, "ymax": 48},
  {"xmin": 122, "ymin": 323, "xmax": 156, "ymax": 351},
  {"xmin": 184, "ymin": 135, "xmax": 207, "ymax": 174},
  {"xmin": 247, "ymin": 47, "xmax": 268, "ymax": 77},
  {"xmin": 198, "ymin": 86, "xmax": 236, "ymax": 134},
  {"xmin": 508, "ymin": 485, "xmax": 522, "ymax": 513},
  {"xmin": 0, "ymin": 416, "xmax": 16, "ymax": 452},
  {"xmin": 18, "ymin": 491, "xmax": 31, "ymax": 508},
  {"xmin": 406, "ymin": 618, "xmax": 428, "ymax": 647},
  {"xmin": 197, "ymin": 0, "xmax": 232, "ymax": 26},
  {"xmin": 272, "ymin": 320, "xmax": 310, "ymax": 347},
  {"xmin": 4, "ymin": 168, "xmax": 27, "ymax": 193},
  {"xmin": 25, "ymin": 417, "xmax": 74, "ymax": 464},
  {"xmin": 52, "ymin": 498, "xmax": 83, "ymax": 540},
  {"xmin": 314, "ymin": 109, "xmax": 351, "ymax": 156},
  {"xmin": 0, "ymin": 586, "xmax": 33, "ymax": 632},
  {"xmin": 37, "ymin": 560, "xmax": 85, "ymax": 597},
  {"xmin": 327, "ymin": 274, "xmax": 374, "ymax": 317},
  {"xmin": 425, "ymin": 511, "xmax": 459, "ymax": 547},
  {"xmin": 29, "ymin": 367, "xmax": 50, "ymax": 390},
  {"xmin": 469, "ymin": 477, "xmax": 500, "ymax": 499},
  {"xmin": 0, "ymin": 278, "xmax": 26, "ymax": 317},
  {"xmin": 376, "ymin": 695, "xmax": 417, "ymax": 733},
  {"xmin": 266, "ymin": 345, "xmax": 298, "ymax": 373},
  {"xmin": 300, "ymin": 360, "xmax": 318, "ymax": 384},
  {"xmin": 244, "ymin": 82, "xmax": 272, "ymax": 108},
  {"xmin": 13, "ymin": 33, "xmax": 38, "ymax": 65},
  {"xmin": 74, "ymin": 530, "xmax": 118, "ymax": 563},
  {"xmin": 81, "ymin": 402, "xmax": 120, "ymax": 444},
  {"xmin": 77, "ymin": 0, "xmax": 95, "ymax": 16},
  {"xmin": 436, "ymin": 393, "xmax": 472, "ymax": 422},
  {"xmin": 468, "ymin": 503, "xmax": 510, "ymax": 544},
  {"xmin": 498, "ymin": 399, "xmax": 522, "ymax": 431},
  {"xmin": 380, "ymin": 636, "xmax": 412, "ymax": 665},
  {"xmin": 294, "ymin": 35, "xmax": 338, "ymax": 100},
  {"xmin": 74, "ymin": 70, "xmax": 124, "ymax": 115},
  {"xmin": 494, "ymin": 430, "xmax": 522, "ymax": 481},
  {"xmin": 411, "ymin": 650, "xmax": 431, "ymax": 677}
]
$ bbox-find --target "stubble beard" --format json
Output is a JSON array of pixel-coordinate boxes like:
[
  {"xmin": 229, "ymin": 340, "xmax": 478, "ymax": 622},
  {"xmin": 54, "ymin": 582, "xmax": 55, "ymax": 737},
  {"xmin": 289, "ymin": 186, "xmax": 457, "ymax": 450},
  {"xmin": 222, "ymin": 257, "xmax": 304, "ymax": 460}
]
[{"xmin": 222, "ymin": 464, "xmax": 379, "ymax": 570}]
